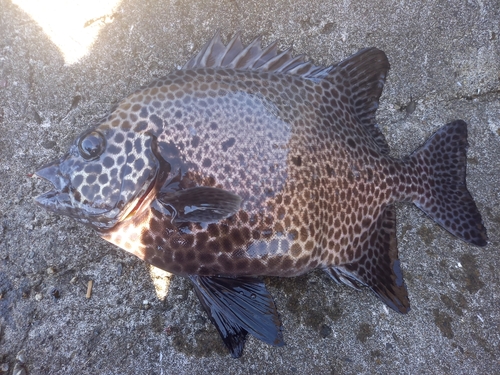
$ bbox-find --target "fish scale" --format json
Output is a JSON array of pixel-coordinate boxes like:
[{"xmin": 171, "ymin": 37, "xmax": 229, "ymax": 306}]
[{"xmin": 35, "ymin": 32, "xmax": 488, "ymax": 358}]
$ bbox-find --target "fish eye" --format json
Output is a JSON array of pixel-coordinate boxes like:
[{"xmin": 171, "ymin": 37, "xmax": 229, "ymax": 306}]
[{"xmin": 78, "ymin": 131, "xmax": 106, "ymax": 160}]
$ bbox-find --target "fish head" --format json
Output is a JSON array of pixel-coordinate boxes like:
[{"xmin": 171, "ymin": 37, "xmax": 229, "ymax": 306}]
[{"xmin": 35, "ymin": 121, "xmax": 165, "ymax": 231}]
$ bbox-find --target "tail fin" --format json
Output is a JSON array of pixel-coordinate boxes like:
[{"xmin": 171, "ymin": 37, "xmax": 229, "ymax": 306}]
[{"xmin": 409, "ymin": 120, "xmax": 487, "ymax": 246}]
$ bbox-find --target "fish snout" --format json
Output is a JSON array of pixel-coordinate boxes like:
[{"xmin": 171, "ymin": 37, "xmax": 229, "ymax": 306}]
[
  {"xmin": 34, "ymin": 159, "xmax": 73, "ymax": 213},
  {"xmin": 35, "ymin": 159, "xmax": 69, "ymax": 192}
]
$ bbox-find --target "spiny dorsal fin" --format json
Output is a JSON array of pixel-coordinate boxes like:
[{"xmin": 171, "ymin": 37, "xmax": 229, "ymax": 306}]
[{"xmin": 182, "ymin": 31, "xmax": 333, "ymax": 78}]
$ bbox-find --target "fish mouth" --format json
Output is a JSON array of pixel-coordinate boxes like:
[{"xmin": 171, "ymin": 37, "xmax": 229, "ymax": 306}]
[
  {"xmin": 34, "ymin": 159, "xmax": 114, "ymax": 228},
  {"xmin": 35, "ymin": 159, "xmax": 68, "ymax": 194},
  {"xmin": 35, "ymin": 158, "xmax": 160, "ymax": 231},
  {"xmin": 35, "ymin": 159, "xmax": 75, "ymax": 213}
]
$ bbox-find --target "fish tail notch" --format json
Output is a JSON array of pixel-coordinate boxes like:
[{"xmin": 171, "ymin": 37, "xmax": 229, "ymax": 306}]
[{"xmin": 409, "ymin": 120, "xmax": 487, "ymax": 246}]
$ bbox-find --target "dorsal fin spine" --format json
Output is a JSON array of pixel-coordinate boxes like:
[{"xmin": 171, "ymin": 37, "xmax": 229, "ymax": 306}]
[
  {"xmin": 182, "ymin": 32, "xmax": 334, "ymax": 81},
  {"xmin": 251, "ymin": 41, "xmax": 279, "ymax": 68},
  {"xmin": 230, "ymin": 37, "xmax": 264, "ymax": 69},
  {"xmin": 220, "ymin": 32, "xmax": 244, "ymax": 66},
  {"xmin": 259, "ymin": 48, "xmax": 295, "ymax": 72}
]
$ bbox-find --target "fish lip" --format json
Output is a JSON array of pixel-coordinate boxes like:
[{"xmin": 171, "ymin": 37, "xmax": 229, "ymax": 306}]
[
  {"xmin": 34, "ymin": 159, "xmax": 70, "ymax": 212},
  {"xmin": 35, "ymin": 159, "xmax": 68, "ymax": 192},
  {"xmin": 34, "ymin": 189, "xmax": 74, "ymax": 215},
  {"xmin": 34, "ymin": 160, "xmax": 109, "ymax": 218},
  {"xmin": 34, "ymin": 154, "xmax": 159, "ymax": 230}
]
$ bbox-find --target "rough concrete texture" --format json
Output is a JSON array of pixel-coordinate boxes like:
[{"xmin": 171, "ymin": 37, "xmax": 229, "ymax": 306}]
[{"xmin": 1, "ymin": 0, "xmax": 499, "ymax": 373}]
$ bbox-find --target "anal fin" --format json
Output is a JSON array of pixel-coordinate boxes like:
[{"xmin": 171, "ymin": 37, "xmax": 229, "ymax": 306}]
[
  {"xmin": 189, "ymin": 275, "xmax": 284, "ymax": 358},
  {"xmin": 325, "ymin": 204, "xmax": 410, "ymax": 314}
]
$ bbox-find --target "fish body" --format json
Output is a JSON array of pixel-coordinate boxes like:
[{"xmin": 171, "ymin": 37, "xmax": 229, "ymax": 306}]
[{"xmin": 35, "ymin": 32, "xmax": 488, "ymax": 357}]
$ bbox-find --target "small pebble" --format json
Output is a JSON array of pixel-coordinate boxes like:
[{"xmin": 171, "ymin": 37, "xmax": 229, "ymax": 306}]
[
  {"xmin": 319, "ymin": 324, "xmax": 332, "ymax": 338},
  {"xmin": 16, "ymin": 350, "xmax": 26, "ymax": 363},
  {"xmin": 51, "ymin": 288, "xmax": 61, "ymax": 299},
  {"xmin": 406, "ymin": 99, "xmax": 417, "ymax": 115}
]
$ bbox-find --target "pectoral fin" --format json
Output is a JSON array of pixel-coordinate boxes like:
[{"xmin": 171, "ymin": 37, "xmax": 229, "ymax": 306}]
[
  {"xmin": 189, "ymin": 275, "xmax": 284, "ymax": 358},
  {"xmin": 158, "ymin": 187, "xmax": 241, "ymax": 223}
]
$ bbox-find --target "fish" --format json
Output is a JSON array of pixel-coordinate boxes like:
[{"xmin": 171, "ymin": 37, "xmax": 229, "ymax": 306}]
[{"xmin": 34, "ymin": 32, "xmax": 488, "ymax": 358}]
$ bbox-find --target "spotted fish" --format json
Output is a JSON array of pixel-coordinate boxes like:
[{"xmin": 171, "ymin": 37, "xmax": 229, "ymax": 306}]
[{"xmin": 35, "ymin": 32, "xmax": 488, "ymax": 357}]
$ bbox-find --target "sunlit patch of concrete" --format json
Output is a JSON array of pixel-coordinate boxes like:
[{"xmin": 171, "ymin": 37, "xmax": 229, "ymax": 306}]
[
  {"xmin": 12, "ymin": 0, "xmax": 122, "ymax": 65},
  {"xmin": 149, "ymin": 265, "xmax": 172, "ymax": 301}
]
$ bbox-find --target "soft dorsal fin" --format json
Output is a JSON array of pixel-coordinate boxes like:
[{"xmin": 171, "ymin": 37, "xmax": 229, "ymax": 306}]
[
  {"xmin": 326, "ymin": 48, "xmax": 391, "ymax": 153},
  {"xmin": 324, "ymin": 204, "xmax": 410, "ymax": 314}
]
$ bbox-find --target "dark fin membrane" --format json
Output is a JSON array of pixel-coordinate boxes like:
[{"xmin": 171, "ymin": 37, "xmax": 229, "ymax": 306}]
[
  {"xmin": 157, "ymin": 187, "xmax": 241, "ymax": 223},
  {"xmin": 326, "ymin": 48, "xmax": 391, "ymax": 154},
  {"xmin": 324, "ymin": 205, "xmax": 410, "ymax": 314},
  {"xmin": 409, "ymin": 120, "xmax": 487, "ymax": 246},
  {"xmin": 189, "ymin": 275, "xmax": 284, "ymax": 358}
]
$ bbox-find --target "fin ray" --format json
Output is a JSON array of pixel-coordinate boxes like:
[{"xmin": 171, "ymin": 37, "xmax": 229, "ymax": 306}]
[
  {"xmin": 157, "ymin": 187, "xmax": 241, "ymax": 223},
  {"xmin": 325, "ymin": 205, "xmax": 410, "ymax": 314},
  {"xmin": 182, "ymin": 31, "xmax": 327, "ymax": 79},
  {"xmin": 189, "ymin": 275, "xmax": 284, "ymax": 358},
  {"xmin": 410, "ymin": 120, "xmax": 488, "ymax": 246},
  {"xmin": 220, "ymin": 32, "xmax": 244, "ymax": 66}
]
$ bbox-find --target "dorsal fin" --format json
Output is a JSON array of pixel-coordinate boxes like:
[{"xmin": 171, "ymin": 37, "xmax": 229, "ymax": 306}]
[
  {"xmin": 183, "ymin": 32, "xmax": 390, "ymax": 153},
  {"xmin": 182, "ymin": 31, "xmax": 333, "ymax": 78},
  {"xmin": 326, "ymin": 48, "xmax": 391, "ymax": 154}
]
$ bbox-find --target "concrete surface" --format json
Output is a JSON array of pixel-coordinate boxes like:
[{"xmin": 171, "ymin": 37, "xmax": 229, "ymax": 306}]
[{"xmin": 1, "ymin": 0, "xmax": 499, "ymax": 374}]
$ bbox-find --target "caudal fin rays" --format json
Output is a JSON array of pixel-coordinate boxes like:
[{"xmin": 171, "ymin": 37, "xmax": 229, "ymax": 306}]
[{"xmin": 409, "ymin": 120, "xmax": 488, "ymax": 246}]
